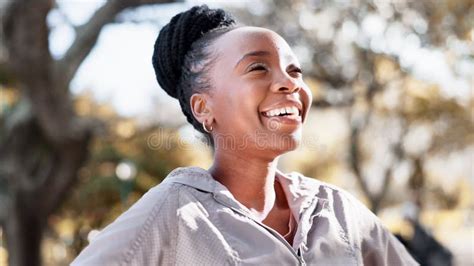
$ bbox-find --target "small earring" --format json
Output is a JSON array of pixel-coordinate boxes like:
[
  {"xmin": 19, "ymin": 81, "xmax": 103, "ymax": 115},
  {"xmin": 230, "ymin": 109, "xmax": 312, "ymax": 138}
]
[{"xmin": 202, "ymin": 121, "xmax": 213, "ymax": 133}]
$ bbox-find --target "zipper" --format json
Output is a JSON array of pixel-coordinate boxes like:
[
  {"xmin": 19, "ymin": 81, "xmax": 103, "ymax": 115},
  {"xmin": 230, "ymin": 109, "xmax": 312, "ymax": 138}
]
[
  {"xmin": 297, "ymin": 248, "xmax": 306, "ymax": 265},
  {"xmin": 211, "ymin": 189, "xmax": 322, "ymax": 265},
  {"xmin": 226, "ymin": 204, "xmax": 306, "ymax": 265},
  {"xmin": 252, "ymin": 216, "xmax": 307, "ymax": 266}
]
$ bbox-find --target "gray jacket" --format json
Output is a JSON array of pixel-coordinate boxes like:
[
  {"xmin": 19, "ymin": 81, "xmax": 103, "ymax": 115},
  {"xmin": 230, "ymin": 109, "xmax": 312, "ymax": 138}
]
[{"xmin": 72, "ymin": 166, "xmax": 418, "ymax": 265}]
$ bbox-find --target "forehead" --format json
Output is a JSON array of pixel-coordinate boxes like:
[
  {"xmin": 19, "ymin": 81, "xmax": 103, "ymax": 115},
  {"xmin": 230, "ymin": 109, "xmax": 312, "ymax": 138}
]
[{"xmin": 211, "ymin": 26, "xmax": 297, "ymax": 63}]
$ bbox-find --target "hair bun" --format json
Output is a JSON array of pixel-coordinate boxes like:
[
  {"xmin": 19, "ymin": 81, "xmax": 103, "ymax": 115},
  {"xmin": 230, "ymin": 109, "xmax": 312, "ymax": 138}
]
[{"xmin": 152, "ymin": 5, "xmax": 235, "ymax": 98}]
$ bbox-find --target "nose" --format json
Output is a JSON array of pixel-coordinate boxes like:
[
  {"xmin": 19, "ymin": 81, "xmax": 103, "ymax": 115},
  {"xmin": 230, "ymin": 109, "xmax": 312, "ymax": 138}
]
[{"xmin": 271, "ymin": 72, "xmax": 300, "ymax": 94}]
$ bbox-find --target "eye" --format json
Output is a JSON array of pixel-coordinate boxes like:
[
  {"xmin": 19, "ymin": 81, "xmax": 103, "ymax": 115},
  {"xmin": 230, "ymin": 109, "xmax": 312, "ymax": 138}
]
[
  {"xmin": 289, "ymin": 66, "xmax": 303, "ymax": 77},
  {"xmin": 247, "ymin": 63, "xmax": 268, "ymax": 72}
]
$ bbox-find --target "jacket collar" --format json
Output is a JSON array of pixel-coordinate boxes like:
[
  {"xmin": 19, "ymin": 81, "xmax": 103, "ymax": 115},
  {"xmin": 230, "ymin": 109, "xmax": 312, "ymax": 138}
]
[
  {"xmin": 164, "ymin": 166, "xmax": 321, "ymax": 219},
  {"xmin": 164, "ymin": 166, "xmax": 326, "ymax": 249}
]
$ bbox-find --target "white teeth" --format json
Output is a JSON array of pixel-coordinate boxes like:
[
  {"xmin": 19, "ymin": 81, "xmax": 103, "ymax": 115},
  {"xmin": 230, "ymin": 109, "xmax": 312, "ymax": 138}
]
[
  {"xmin": 292, "ymin": 106, "xmax": 298, "ymax": 114},
  {"xmin": 264, "ymin": 106, "xmax": 300, "ymax": 117}
]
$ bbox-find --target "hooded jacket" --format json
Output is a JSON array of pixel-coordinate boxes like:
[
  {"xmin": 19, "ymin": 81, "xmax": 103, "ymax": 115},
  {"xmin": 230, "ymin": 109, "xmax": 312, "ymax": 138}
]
[{"xmin": 72, "ymin": 166, "xmax": 418, "ymax": 266}]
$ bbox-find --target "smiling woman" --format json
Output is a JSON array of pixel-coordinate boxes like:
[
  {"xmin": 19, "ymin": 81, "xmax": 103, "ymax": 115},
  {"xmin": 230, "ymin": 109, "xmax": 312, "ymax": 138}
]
[{"xmin": 72, "ymin": 5, "xmax": 418, "ymax": 266}]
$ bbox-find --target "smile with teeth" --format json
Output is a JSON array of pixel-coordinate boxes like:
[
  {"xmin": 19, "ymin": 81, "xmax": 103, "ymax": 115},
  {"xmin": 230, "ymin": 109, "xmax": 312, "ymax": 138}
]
[{"xmin": 262, "ymin": 106, "xmax": 301, "ymax": 117}]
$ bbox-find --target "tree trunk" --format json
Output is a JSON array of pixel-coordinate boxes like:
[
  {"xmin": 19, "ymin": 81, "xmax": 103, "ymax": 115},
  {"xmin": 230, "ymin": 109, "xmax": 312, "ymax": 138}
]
[
  {"xmin": 5, "ymin": 198, "xmax": 43, "ymax": 266},
  {"xmin": 0, "ymin": 111, "xmax": 55, "ymax": 266},
  {"xmin": 0, "ymin": 107, "xmax": 91, "ymax": 266}
]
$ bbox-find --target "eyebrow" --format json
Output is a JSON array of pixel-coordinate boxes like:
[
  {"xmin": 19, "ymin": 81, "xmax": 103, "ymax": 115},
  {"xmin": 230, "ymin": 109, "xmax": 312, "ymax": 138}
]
[{"xmin": 234, "ymin": 50, "xmax": 271, "ymax": 68}]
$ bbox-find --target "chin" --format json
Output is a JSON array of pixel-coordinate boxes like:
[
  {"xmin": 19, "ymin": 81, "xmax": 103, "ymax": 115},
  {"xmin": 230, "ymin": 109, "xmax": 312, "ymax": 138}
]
[
  {"xmin": 255, "ymin": 132, "xmax": 302, "ymax": 155},
  {"xmin": 273, "ymin": 137, "xmax": 301, "ymax": 154}
]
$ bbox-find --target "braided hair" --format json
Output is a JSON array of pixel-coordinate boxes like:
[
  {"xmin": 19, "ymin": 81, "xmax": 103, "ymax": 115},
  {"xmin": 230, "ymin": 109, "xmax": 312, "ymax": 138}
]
[{"xmin": 152, "ymin": 5, "xmax": 236, "ymax": 145}]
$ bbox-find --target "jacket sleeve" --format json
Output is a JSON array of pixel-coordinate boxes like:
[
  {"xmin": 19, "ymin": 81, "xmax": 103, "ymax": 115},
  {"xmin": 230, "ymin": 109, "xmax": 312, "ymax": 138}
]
[
  {"xmin": 346, "ymin": 193, "xmax": 419, "ymax": 266},
  {"xmin": 71, "ymin": 183, "xmax": 178, "ymax": 266}
]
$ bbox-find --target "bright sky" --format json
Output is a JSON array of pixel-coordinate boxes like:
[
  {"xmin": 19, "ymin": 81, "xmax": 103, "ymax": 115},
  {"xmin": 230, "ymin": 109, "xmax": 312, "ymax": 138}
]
[
  {"xmin": 49, "ymin": 0, "xmax": 247, "ymax": 119},
  {"xmin": 49, "ymin": 0, "xmax": 473, "ymax": 118}
]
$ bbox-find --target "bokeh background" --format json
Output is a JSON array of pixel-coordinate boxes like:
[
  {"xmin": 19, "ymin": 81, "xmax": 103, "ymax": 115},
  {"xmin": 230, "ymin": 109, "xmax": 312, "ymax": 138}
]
[{"xmin": 0, "ymin": 0, "xmax": 472, "ymax": 265}]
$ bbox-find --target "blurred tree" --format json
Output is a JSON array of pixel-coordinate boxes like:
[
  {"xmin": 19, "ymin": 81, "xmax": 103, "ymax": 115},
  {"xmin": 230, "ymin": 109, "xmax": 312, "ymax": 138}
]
[
  {"xmin": 50, "ymin": 93, "xmax": 206, "ymax": 259},
  {"xmin": 0, "ymin": 1, "xmax": 176, "ymax": 265}
]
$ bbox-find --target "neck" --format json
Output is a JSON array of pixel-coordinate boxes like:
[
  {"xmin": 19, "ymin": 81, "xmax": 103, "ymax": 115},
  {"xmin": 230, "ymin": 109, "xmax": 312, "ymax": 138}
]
[{"xmin": 209, "ymin": 149, "xmax": 279, "ymax": 220}]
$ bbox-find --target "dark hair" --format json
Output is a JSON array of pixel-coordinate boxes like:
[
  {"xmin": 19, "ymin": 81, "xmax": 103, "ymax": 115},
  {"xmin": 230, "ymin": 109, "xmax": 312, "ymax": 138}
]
[{"xmin": 152, "ymin": 5, "xmax": 236, "ymax": 144}]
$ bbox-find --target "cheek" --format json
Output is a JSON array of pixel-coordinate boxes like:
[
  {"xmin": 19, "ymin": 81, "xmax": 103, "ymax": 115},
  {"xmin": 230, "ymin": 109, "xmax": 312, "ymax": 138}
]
[
  {"xmin": 301, "ymin": 83, "xmax": 313, "ymax": 103},
  {"xmin": 213, "ymin": 83, "xmax": 265, "ymax": 130},
  {"xmin": 233, "ymin": 82, "xmax": 268, "ymax": 119},
  {"xmin": 301, "ymin": 85, "xmax": 313, "ymax": 117}
]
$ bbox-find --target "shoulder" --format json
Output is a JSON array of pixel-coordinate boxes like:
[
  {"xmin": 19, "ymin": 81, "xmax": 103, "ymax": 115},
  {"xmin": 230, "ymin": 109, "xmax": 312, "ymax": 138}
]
[
  {"xmin": 72, "ymin": 167, "xmax": 210, "ymax": 265},
  {"xmin": 287, "ymin": 172, "xmax": 418, "ymax": 265}
]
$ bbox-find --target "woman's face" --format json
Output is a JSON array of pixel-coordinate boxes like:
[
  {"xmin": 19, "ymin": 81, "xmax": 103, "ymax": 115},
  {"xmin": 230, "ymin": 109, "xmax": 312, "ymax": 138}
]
[{"xmin": 205, "ymin": 27, "xmax": 312, "ymax": 158}]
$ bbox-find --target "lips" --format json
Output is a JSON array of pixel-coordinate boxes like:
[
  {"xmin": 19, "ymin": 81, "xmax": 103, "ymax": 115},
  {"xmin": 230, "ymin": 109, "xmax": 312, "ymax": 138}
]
[
  {"xmin": 259, "ymin": 100, "xmax": 304, "ymax": 129},
  {"xmin": 260, "ymin": 100, "xmax": 303, "ymax": 120}
]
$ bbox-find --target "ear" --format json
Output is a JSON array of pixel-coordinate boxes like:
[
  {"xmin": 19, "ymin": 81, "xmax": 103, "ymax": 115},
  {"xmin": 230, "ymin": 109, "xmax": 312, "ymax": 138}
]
[{"xmin": 190, "ymin": 93, "xmax": 213, "ymax": 124}]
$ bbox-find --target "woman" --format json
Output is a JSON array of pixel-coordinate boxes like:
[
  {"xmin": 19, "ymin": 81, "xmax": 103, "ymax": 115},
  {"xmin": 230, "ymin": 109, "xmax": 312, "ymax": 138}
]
[{"xmin": 72, "ymin": 5, "xmax": 418, "ymax": 265}]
